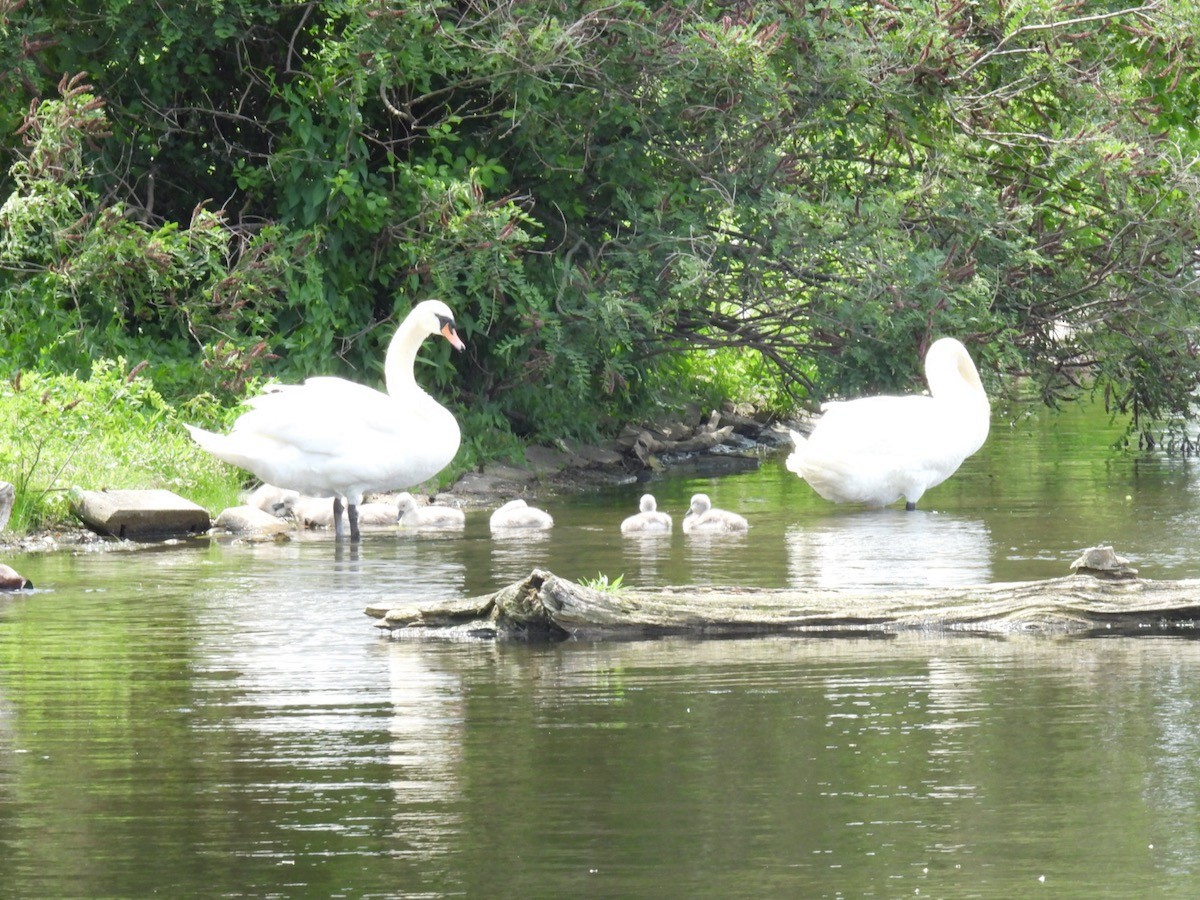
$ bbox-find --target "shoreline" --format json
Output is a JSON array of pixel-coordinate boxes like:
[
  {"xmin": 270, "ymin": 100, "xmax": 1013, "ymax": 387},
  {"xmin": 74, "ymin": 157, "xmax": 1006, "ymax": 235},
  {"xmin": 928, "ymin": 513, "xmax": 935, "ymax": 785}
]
[{"xmin": 1, "ymin": 407, "xmax": 793, "ymax": 555}]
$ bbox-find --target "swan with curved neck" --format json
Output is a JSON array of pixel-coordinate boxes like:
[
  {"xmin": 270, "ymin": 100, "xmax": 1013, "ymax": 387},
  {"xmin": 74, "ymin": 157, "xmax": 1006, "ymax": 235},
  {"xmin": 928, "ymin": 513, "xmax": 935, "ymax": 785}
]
[
  {"xmin": 186, "ymin": 300, "xmax": 464, "ymax": 541},
  {"xmin": 786, "ymin": 337, "xmax": 990, "ymax": 510}
]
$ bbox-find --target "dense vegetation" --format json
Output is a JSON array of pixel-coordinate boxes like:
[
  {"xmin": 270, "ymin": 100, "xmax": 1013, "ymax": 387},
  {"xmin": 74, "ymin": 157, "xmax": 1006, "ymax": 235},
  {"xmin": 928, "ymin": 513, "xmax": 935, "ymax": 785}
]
[{"xmin": 2, "ymin": 1, "xmax": 1200, "ymax": 528}]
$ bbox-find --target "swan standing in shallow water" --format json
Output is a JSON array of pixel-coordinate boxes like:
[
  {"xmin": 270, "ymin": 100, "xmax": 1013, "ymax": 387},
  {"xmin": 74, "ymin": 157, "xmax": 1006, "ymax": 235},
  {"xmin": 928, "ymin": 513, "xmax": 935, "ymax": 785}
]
[
  {"xmin": 682, "ymin": 493, "xmax": 748, "ymax": 533},
  {"xmin": 489, "ymin": 499, "xmax": 553, "ymax": 531},
  {"xmin": 620, "ymin": 494, "xmax": 673, "ymax": 533},
  {"xmin": 786, "ymin": 337, "xmax": 990, "ymax": 510},
  {"xmin": 186, "ymin": 299, "xmax": 464, "ymax": 541},
  {"xmin": 397, "ymin": 492, "xmax": 465, "ymax": 530}
]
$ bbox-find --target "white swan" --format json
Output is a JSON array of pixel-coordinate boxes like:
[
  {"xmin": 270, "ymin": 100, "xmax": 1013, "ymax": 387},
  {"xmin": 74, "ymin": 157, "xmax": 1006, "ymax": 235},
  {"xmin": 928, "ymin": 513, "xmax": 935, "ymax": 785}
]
[
  {"xmin": 620, "ymin": 494, "xmax": 673, "ymax": 533},
  {"xmin": 786, "ymin": 337, "xmax": 990, "ymax": 510},
  {"xmin": 186, "ymin": 299, "xmax": 463, "ymax": 541},
  {"xmin": 489, "ymin": 499, "xmax": 553, "ymax": 531},
  {"xmin": 682, "ymin": 493, "xmax": 748, "ymax": 533},
  {"xmin": 397, "ymin": 492, "xmax": 466, "ymax": 530}
]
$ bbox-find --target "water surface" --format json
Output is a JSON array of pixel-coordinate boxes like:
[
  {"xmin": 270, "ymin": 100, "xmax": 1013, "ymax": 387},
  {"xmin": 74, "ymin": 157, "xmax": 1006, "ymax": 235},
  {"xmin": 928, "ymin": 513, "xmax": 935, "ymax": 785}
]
[{"xmin": 4, "ymin": 403, "xmax": 1200, "ymax": 897}]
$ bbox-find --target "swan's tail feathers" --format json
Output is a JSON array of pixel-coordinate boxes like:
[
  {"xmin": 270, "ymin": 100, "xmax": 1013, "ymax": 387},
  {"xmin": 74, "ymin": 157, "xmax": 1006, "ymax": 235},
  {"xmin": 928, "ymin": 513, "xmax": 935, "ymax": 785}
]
[
  {"xmin": 785, "ymin": 429, "xmax": 808, "ymax": 477},
  {"xmin": 185, "ymin": 423, "xmax": 251, "ymax": 471},
  {"xmin": 184, "ymin": 423, "xmax": 222, "ymax": 453}
]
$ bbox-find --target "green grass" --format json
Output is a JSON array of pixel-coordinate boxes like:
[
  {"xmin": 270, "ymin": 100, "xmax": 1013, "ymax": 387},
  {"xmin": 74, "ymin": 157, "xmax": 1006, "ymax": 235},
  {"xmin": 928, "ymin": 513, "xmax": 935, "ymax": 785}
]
[
  {"xmin": 579, "ymin": 572, "xmax": 626, "ymax": 593},
  {"xmin": 0, "ymin": 360, "xmax": 245, "ymax": 533}
]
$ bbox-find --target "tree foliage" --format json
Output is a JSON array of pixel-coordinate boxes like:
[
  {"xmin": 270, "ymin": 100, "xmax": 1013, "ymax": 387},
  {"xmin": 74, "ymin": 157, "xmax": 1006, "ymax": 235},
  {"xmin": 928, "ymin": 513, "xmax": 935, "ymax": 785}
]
[{"xmin": 2, "ymin": 0, "xmax": 1199, "ymax": 443}]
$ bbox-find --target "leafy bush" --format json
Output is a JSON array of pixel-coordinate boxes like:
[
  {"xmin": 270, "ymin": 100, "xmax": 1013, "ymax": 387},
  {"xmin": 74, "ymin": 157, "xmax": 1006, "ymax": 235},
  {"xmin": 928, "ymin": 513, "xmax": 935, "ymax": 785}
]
[
  {"xmin": 3, "ymin": 0, "xmax": 1200, "ymax": 460},
  {"xmin": 0, "ymin": 76, "xmax": 288, "ymax": 405}
]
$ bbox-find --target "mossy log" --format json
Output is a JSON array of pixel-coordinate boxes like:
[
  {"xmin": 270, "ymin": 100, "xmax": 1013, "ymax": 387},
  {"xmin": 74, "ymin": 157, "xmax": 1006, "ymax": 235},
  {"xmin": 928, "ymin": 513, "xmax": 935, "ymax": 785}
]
[{"xmin": 365, "ymin": 569, "xmax": 1200, "ymax": 642}]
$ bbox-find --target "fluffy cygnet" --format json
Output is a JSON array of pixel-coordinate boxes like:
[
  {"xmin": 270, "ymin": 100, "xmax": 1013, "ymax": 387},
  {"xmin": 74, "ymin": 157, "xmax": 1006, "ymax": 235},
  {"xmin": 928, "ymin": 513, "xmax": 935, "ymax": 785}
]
[
  {"xmin": 620, "ymin": 493, "xmax": 673, "ymax": 533},
  {"xmin": 396, "ymin": 492, "xmax": 466, "ymax": 530},
  {"xmin": 681, "ymin": 493, "xmax": 748, "ymax": 534},
  {"xmin": 489, "ymin": 499, "xmax": 554, "ymax": 531},
  {"xmin": 293, "ymin": 495, "xmax": 396, "ymax": 529},
  {"xmin": 245, "ymin": 483, "xmax": 299, "ymax": 518}
]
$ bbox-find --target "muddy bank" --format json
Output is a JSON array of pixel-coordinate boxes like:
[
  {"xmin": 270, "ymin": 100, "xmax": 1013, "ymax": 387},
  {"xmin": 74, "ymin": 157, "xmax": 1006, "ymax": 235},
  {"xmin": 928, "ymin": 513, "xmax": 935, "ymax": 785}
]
[{"xmin": 437, "ymin": 401, "xmax": 789, "ymax": 508}]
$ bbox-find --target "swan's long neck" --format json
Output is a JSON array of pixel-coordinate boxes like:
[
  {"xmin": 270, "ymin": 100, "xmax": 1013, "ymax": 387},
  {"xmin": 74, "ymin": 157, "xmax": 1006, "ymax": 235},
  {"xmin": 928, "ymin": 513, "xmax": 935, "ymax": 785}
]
[
  {"xmin": 926, "ymin": 345, "xmax": 987, "ymax": 407},
  {"xmin": 383, "ymin": 318, "xmax": 429, "ymax": 397}
]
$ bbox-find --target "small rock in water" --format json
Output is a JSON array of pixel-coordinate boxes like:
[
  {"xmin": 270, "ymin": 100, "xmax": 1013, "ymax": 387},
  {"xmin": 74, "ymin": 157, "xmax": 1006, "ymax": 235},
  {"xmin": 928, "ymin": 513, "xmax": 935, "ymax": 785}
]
[
  {"xmin": 1070, "ymin": 545, "xmax": 1138, "ymax": 580},
  {"xmin": 70, "ymin": 488, "xmax": 211, "ymax": 541},
  {"xmin": 0, "ymin": 481, "xmax": 14, "ymax": 532},
  {"xmin": 0, "ymin": 562, "xmax": 33, "ymax": 590}
]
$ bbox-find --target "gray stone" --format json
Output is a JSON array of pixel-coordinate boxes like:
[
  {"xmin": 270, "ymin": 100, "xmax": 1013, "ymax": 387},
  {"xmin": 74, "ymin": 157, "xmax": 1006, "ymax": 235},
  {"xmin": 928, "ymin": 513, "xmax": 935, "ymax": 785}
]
[
  {"xmin": 563, "ymin": 442, "xmax": 624, "ymax": 467},
  {"xmin": 657, "ymin": 421, "xmax": 695, "ymax": 442},
  {"xmin": 523, "ymin": 445, "xmax": 572, "ymax": 474},
  {"xmin": 0, "ymin": 562, "xmax": 32, "ymax": 590},
  {"xmin": 0, "ymin": 481, "xmax": 13, "ymax": 532},
  {"xmin": 70, "ymin": 488, "xmax": 211, "ymax": 541},
  {"xmin": 1071, "ymin": 545, "xmax": 1138, "ymax": 580},
  {"xmin": 451, "ymin": 470, "xmax": 529, "ymax": 495},
  {"xmin": 482, "ymin": 463, "xmax": 535, "ymax": 482}
]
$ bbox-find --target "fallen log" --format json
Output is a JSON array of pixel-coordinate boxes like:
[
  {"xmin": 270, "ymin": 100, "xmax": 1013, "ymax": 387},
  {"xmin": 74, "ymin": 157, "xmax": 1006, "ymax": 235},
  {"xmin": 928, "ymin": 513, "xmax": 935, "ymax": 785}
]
[{"xmin": 365, "ymin": 569, "xmax": 1200, "ymax": 642}]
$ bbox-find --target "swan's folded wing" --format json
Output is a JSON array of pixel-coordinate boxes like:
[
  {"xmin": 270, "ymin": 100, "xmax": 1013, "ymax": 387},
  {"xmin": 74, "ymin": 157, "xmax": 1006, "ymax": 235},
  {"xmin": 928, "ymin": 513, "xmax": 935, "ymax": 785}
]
[
  {"xmin": 809, "ymin": 395, "xmax": 935, "ymax": 457},
  {"xmin": 235, "ymin": 380, "xmax": 411, "ymax": 456}
]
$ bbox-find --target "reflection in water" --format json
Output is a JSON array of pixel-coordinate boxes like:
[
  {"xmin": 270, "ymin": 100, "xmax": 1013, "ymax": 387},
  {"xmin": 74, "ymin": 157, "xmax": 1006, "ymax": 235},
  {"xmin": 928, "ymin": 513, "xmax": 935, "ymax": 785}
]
[
  {"xmin": 786, "ymin": 510, "xmax": 993, "ymax": 589},
  {"xmin": 385, "ymin": 643, "xmax": 465, "ymax": 864},
  {"xmin": 681, "ymin": 531, "xmax": 753, "ymax": 584},
  {"xmin": 620, "ymin": 531, "xmax": 673, "ymax": 583},
  {"xmin": 172, "ymin": 544, "xmax": 475, "ymax": 879},
  {"xmin": 8, "ymin": 402, "xmax": 1200, "ymax": 896},
  {"xmin": 487, "ymin": 528, "xmax": 553, "ymax": 584},
  {"xmin": 1144, "ymin": 654, "xmax": 1200, "ymax": 876},
  {"xmin": 5, "ymin": 542, "xmax": 1200, "ymax": 897}
]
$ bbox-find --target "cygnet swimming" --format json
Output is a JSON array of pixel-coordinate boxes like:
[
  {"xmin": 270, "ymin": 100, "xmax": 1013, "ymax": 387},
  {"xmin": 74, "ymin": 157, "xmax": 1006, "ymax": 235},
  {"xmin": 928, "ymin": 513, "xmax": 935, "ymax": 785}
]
[
  {"xmin": 396, "ymin": 492, "xmax": 466, "ymax": 530},
  {"xmin": 0, "ymin": 563, "xmax": 33, "ymax": 590},
  {"xmin": 489, "ymin": 499, "xmax": 554, "ymax": 531},
  {"xmin": 620, "ymin": 494, "xmax": 673, "ymax": 533},
  {"xmin": 681, "ymin": 493, "xmax": 748, "ymax": 534}
]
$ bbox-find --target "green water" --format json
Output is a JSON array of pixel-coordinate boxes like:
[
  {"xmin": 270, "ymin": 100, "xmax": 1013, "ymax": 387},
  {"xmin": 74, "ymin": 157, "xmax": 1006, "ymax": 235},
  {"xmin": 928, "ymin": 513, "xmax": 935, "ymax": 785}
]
[{"xmin": 3, "ymin": 403, "xmax": 1200, "ymax": 897}]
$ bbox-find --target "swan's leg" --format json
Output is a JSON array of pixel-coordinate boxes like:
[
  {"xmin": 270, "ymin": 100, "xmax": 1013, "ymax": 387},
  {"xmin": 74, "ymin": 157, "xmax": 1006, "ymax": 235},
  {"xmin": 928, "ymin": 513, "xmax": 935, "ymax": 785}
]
[
  {"xmin": 348, "ymin": 504, "xmax": 361, "ymax": 542},
  {"xmin": 333, "ymin": 497, "xmax": 346, "ymax": 540},
  {"xmin": 905, "ymin": 501, "xmax": 917, "ymax": 511}
]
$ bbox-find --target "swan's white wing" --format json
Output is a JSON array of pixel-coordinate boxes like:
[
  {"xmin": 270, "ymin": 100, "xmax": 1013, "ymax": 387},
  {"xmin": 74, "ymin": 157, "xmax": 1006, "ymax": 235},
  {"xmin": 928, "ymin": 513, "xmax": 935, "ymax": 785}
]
[
  {"xmin": 808, "ymin": 395, "xmax": 939, "ymax": 457},
  {"xmin": 793, "ymin": 396, "xmax": 964, "ymax": 505},
  {"xmin": 187, "ymin": 301, "xmax": 464, "ymax": 512},
  {"xmin": 200, "ymin": 377, "xmax": 459, "ymax": 495},
  {"xmin": 788, "ymin": 340, "xmax": 990, "ymax": 507},
  {"xmin": 236, "ymin": 379, "xmax": 442, "ymax": 455}
]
